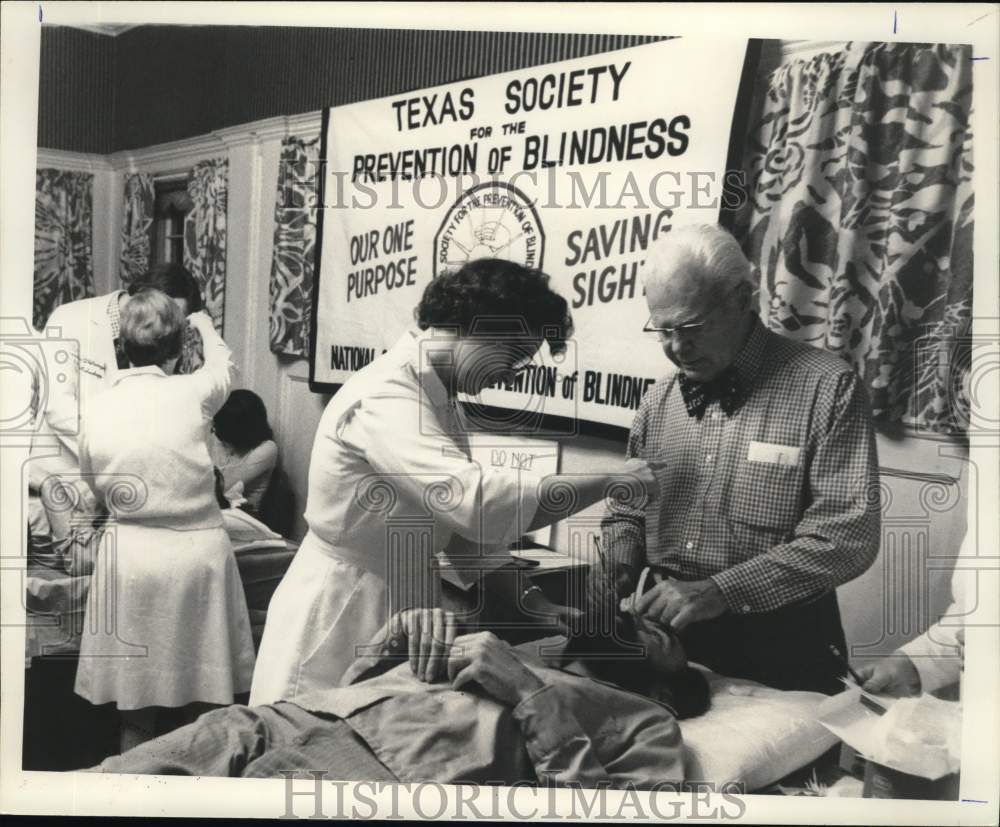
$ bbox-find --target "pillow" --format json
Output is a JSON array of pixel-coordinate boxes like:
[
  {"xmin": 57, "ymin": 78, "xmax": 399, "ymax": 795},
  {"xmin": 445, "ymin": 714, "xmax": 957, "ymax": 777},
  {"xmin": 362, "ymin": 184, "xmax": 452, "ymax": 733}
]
[
  {"xmin": 680, "ymin": 668, "xmax": 839, "ymax": 791},
  {"xmin": 222, "ymin": 508, "xmax": 282, "ymax": 546}
]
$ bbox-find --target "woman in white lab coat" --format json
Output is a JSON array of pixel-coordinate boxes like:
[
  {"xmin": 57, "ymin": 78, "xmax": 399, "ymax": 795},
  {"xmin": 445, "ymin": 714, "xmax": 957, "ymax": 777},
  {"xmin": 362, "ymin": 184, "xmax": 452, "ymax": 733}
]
[
  {"xmin": 250, "ymin": 259, "xmax": 657, "ymax": 704},
  {"xmin": 75, "ymin": 289, "xmax": 255, "ymax": 745}
]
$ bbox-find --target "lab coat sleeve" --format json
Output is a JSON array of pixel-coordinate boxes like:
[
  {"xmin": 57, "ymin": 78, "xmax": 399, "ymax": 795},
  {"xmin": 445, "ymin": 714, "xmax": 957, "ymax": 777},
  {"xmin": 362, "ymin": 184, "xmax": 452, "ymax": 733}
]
[
  {"xmin": 900, "ymin": 534, "xmax": 972, "ymax": 693},
  {"xmin": 513, "ymin": 684, "xmax": 685, "ymax": 788},
  {"xmin": 900, "ymin": 607, "xmax": 963, "ymax": 694},
  {"xmin": 184, "ymin": 312, "xmax": 235, "ymax": 418},
  {"xmin": 34, "ymin": 305, "xmax": 100, "ymax": 541},
  {"xmin": 40, "ymin": 303, "xmax": 84, "ymax": 460},
  {"xmin": 338, "ymin": 387, "xmax": 540, "ymax": 547}
]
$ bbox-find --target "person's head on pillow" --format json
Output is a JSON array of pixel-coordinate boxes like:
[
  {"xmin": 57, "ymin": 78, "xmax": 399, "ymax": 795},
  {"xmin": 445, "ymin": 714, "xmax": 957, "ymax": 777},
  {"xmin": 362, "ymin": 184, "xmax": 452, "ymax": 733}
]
[
  {"xmin": 121, "ymin": 287, "xmax": 184, "ymax": 372},
  {"xmin": 561, "ymin": 597, "xmax": 710, "ymax": 719}
]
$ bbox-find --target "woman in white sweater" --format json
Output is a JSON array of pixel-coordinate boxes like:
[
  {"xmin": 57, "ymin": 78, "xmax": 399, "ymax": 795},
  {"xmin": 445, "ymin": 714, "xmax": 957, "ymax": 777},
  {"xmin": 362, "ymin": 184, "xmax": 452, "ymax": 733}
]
[{"xmin": 75, "ymin": 288, "xmax": 255, "ymax": 748}]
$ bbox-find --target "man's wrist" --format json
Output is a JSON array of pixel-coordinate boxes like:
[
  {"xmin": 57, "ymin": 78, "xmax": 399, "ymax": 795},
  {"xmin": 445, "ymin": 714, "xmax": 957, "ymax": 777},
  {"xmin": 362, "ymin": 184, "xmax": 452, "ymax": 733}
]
[
  {"xmin": 706, "ymin": 574, "xmax": 736, "ymax": 611},
  {"xmin": 699, "ymin": 578, "xmax": 727, "ymax": 612},
  {"xmin": 514, "ymin": 673, "xmax": 549, "ymax": 705},
  {"xmin": 708, "ymin": 571, "xmax": 756, "ymax": 614}
]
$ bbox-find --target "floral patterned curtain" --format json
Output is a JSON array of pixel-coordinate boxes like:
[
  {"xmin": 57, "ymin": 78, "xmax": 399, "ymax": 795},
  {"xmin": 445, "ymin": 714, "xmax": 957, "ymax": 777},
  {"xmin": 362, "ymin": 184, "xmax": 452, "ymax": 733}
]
[
  {"xmin": 740, "ymin": 43, "xmax": 973, "ymax": 434},
  {"xmin": 183, "ymin": 158, "xmax": 228, "ymax": 333},
  {"xmin": 119, "ymin": 172, "xmax": 155, "ymax": 287},
  {"xmin": 269, "ymin": 136, "xmax": 319, "ymax": 358},
  {"xmin": 176, "ymin": 322, "xmax": 206, "ymax": 374},
  {"xmin": 33, "ymin": 169, "xmax": 95, "ymax": 330}
]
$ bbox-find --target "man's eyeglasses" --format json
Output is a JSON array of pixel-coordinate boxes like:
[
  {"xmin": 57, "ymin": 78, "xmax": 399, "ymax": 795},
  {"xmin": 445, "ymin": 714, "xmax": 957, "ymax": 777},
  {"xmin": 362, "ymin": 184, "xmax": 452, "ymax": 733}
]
[
  {"xmin": 642, "ymin": 318, "xmax": 708, "ymax": 338},
  {"xmin": 643, "ymin": 283, "xmax": 746, "ymax": 338}
]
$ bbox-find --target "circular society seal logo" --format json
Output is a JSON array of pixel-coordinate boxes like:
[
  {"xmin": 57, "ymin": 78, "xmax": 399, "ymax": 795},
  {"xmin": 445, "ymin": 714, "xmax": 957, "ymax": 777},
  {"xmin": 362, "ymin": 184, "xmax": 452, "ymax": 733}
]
[{"xmin": 433, "ymin": 181, "xmax": 545, "ymax": 278}]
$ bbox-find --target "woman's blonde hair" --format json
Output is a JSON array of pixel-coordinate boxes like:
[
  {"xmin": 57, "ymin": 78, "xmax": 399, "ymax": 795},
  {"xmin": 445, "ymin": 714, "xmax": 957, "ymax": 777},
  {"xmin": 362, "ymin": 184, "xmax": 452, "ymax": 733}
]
[{"xmin": 121, "ymin": 287, "xmax": 185, "ymax": 368}]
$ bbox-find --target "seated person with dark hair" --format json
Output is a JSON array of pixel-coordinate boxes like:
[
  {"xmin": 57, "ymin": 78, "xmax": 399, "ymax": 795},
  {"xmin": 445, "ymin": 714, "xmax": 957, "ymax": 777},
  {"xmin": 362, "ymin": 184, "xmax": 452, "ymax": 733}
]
[
  {"xmin": 209, "ymin": 389, "xmax": 278, "ymax": 514},
  {"xmin": 87, "ymin": 605, "xmax": 709, "ymax": 787}
]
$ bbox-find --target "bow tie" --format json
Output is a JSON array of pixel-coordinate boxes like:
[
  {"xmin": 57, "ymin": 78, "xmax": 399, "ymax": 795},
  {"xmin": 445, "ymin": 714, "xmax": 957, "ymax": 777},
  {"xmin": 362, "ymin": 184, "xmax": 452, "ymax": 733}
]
[{"xmin": 677, "ymin": 366, "xmax": 743, "ymax": 419}]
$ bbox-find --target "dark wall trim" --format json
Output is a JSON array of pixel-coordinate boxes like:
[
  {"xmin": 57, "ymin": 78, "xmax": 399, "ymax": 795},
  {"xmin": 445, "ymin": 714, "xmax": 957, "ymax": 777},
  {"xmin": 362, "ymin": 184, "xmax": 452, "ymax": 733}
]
[
  {"xmin": 38, "ymin": 27, "xmax": 116, "ymax": 154},
  {"xmin": 39, "ymin": 25, "xmax": 668, "ymax": 153}
]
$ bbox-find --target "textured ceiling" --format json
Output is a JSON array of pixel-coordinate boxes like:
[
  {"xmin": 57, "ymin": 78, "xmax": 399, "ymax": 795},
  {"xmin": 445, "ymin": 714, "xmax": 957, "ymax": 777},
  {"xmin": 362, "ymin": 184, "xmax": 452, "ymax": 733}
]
[{"xmin": 57, "ymin": 23, "xmax": 140, "ymax": 37}]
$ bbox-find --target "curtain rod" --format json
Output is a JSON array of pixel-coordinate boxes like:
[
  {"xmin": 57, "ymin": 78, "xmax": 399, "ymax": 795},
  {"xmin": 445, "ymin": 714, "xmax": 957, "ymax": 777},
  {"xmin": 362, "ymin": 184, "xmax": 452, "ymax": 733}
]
[{"xmin": 152, "ymin": 171, "xmax": 188, "ymax": 184}]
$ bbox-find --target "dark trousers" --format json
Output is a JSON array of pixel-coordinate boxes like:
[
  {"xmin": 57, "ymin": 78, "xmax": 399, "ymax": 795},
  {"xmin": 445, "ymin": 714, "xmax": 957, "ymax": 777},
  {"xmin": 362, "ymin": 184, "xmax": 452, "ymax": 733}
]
[{"xmin": 678, "ymin": 590, "xmax": 849, "ymax": 695}]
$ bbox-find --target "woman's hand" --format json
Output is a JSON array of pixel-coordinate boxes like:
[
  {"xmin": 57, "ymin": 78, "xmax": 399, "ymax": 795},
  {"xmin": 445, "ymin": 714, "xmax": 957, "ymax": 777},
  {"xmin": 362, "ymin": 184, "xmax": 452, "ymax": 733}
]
[
  {"xmin": 856, "ymin": 655, "xmax": 922, "ymax": 697},
  {"xmin": 387, "ymin": 608, "xmax": 457, "ymax": 683},
  {"xmin": 447, "ymin": 631, "xmax": 545, "ymax": 706},
  {"xmin": 621, "ymin": 457, "xmax": 661, "ymax": 505},
  {"xmin": 186, "ymin": 309, "xmax": 213, "ymax": 325}
]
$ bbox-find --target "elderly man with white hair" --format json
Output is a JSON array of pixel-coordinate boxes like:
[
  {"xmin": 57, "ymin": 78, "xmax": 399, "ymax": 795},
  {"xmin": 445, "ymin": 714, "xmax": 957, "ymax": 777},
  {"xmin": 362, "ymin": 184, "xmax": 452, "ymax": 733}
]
[{"xmin": 599, "ymin": 223, "xmax": 881, "ymax": 694}]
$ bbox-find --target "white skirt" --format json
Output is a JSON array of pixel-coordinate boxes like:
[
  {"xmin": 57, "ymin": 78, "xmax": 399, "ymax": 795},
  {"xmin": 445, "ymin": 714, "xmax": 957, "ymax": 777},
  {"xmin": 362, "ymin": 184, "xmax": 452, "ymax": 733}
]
[
  {"xmin": 75, "ymin": 523, "xmax": 256, "ymax": 710},
  {"xmin": 249, "ymin": 532, "xmax": 388, "ymax": 705}
]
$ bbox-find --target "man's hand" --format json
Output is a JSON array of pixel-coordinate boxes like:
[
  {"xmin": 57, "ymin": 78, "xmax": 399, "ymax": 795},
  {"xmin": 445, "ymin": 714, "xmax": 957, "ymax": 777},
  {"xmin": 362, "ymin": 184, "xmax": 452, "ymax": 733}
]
[
  {"xmin": 447, "ymin": 631, "xmax": 545, "ymax": 706},
  {"xmin": 633, "ymin": 577, "xmax": 727, "ymax": 631},
  {"xmin": 387, "ymin": 608, "xmax": 457, "ymax": 683},
  {"xmin": 856, "ymin": 655, "xmax": 922, "ymax": 697}
]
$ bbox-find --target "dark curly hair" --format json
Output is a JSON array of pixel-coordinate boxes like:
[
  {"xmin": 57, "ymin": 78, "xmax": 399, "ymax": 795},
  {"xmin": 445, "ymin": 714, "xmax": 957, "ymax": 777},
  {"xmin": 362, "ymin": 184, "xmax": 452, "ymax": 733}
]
[
  {"xmin": 213, "ymin": 389, "xmax": 274, "ymax": 454},
  {"xmin": 130, "ymin": 263, "xmax": 204, "ymax": 314},
  {"xmin": 415, "ymin": 259, "xmax": 573, "ymax": 355}
]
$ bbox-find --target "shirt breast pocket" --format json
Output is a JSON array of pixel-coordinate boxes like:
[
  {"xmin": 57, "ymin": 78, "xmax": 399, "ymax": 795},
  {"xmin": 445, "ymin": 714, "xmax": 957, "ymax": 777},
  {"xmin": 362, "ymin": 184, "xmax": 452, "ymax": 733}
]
[{"xmin": 728, "ymin": 461, "xmax": 804, "ymax": 532}]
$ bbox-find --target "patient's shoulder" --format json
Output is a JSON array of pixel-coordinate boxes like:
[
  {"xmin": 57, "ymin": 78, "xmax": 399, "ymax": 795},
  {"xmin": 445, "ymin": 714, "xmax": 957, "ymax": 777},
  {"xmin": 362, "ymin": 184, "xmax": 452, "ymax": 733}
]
[{"xmin": 246, "ymin": 439, "xmax": 278, "ymax": 465}]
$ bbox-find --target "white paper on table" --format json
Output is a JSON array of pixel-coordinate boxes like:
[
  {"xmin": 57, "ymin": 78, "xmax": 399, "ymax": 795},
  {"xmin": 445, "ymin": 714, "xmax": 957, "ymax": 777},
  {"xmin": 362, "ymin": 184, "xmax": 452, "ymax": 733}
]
[
  {"xmin": 817, "ymin": 687, "xmax": 961, "ymax": 780},
  {"xmin": 817, "ymin": 686, "xmax": 896, "ymax": 761}
]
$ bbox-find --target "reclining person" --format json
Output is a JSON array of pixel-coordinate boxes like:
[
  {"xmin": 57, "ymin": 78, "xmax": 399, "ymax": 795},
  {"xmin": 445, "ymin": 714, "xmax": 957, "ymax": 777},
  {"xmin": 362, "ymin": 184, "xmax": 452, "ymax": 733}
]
[{"xmin": 87, "ymin": 607, "xmax": 710, "ymax": 787}]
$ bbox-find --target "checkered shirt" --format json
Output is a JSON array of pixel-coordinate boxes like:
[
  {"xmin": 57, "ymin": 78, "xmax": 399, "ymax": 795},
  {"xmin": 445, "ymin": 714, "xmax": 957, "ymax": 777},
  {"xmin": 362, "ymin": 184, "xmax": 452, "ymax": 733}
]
[
  {"xmin": 107, "ymin": 291, "xmax": 129, "ymax": 369},
  {"xmin": 107, "ymin": 291, "xmax": 122, "ymax": 337},
  {"xmin": 602, "ymin": 315, "xmax": 881, "ymax": 615}
]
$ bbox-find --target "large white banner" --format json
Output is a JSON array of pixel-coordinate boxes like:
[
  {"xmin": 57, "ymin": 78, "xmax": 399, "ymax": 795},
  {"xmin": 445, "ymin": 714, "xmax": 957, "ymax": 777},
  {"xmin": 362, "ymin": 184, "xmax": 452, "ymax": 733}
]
[{"xmin": 312, "ymin": 38, "xmax": 749, "ymax": 428}]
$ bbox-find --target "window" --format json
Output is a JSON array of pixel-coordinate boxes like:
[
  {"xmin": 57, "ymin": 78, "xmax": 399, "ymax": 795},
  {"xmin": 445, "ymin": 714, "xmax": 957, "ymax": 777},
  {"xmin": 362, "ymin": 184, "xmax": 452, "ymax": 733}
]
[{"xmin": 150, "ymin": 180, "xmax": 192, "ymax": 265}]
